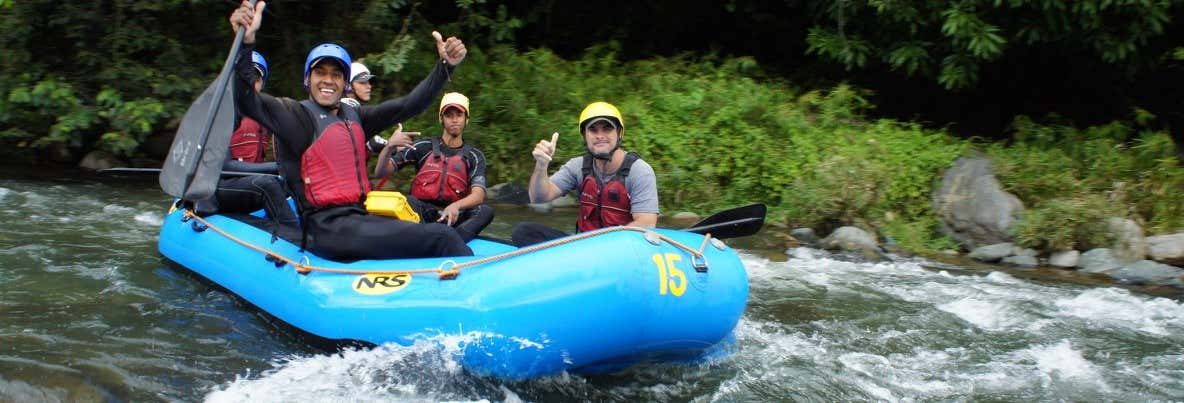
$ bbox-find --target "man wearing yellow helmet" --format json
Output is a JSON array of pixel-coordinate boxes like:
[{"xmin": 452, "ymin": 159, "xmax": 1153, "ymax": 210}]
[
  {"xmin": 373, "ymin": 92, "xmax": 494, "ymax": 242},
  {"xmin": 511, "ymin": 101, "xmax": 660, "ymax": 246}
]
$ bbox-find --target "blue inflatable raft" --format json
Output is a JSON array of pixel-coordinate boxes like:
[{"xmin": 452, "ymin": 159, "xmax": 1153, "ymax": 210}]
[{"xmin": 158, "ymin": 204, "xmax": 758, "ymax": 379}]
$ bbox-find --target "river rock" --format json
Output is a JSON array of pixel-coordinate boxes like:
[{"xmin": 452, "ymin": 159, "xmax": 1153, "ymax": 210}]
[
  {"xmin": 1146, "ymin": 232, "xmax": 1184, "ymax": 265},
  {"xmin": 1077, "ymin": 248, "xmax": 1123, "ymax": 274},
  {"xmin": 1106, "ymin": 218, "xmax": 1147, "ymax": 262},
  {"xmin": 78, "ymin": 150, "xmax": 125, "ymax": 170},
  {"xmin": 551, "ymin": 194, "xmax": 578, "ymax": 208},
  {"xmin": 790, "ymin": 228, "xmax": 818, "ymax": 244},
  {"xmin": 1108, "ymin": 260, "xmax": 1184, "ymax": 285},
  {"xmin": 1001, "ymin": 255, "xmax": 1038, "ymax": 268},
  {"xmin": 527, "ymin": 203, "xmax": 553, "ymax": 213},
  {"xmin": 142, "ymin": 131, "xmax": 175, "ymax": 161},
  {"xmin": 932, "ymin": 155, "xmax": 1024, "ymax": 250},
  {"xmin": 819, "ymin": 226, "xmax": 878, "ymax": 253},
  {"xmin": 487, "ymin": 182, "xmax": 529, "ymax": 204},
  {"xmin": 1048, "ymin": 250, "xmax": 1080, "ymax": 268},
  {"xmin": 968, "ymin": 243, "xmax": 1014, "ymax": 262}
]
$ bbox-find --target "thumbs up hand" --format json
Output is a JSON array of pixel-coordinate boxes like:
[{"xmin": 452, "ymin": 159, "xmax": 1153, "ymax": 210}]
[
  {"xmin": 433, "ymin": 31, "xmax": 467, "ymax": 67},
  {"xmin": 532, "ymin": 132, "xmax": 560, "ymax": 166}
]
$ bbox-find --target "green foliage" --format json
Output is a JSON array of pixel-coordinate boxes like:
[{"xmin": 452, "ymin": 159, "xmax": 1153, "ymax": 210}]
[
  {"xmin": 1010, "ymin": 194, "xmax": 1117, "ymax": 251},
  {"xmin": 880, "ymin": 215, "xmax": 961, "ymax": 253},
  {"xmin": 989, "ymin": 114, "xmax": 1184, "ymax": 237},
  {"xmin": 806, "ymin": 0, "xmax": 1179, "ymax": 89},
  {"xmin": 806, "ymin": 27, "xmax": 872, "ymax": 69},
  {"xmin": 94, "ymin": 89, "xmax": 170, "ymax": 158},
  {"xmin": 2, "ymin": 77, "xmax": 93, "ymax": 151}
]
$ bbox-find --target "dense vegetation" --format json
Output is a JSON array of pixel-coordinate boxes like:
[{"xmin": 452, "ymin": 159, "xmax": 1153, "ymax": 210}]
[{"xmin": 1, "ymin": 0, "xmax": 1181, "ymax": 252}]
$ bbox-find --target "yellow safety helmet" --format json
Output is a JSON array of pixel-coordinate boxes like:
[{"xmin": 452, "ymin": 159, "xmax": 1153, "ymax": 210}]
[
  {"xmin": 439, "ymin": 92, "xmax": 470, "ymax": 122},
  {"xmin": 578, "ymin": 101, "xmax": 623, "ymax": 133}
]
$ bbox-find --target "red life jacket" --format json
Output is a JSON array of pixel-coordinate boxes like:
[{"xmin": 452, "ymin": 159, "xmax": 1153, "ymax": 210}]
[
  {"xmin": 228, "ymin": 117, "xmax": 271, "ymax": 163},
  {"xmin": 577, "ymin": 152, "xmax": 641, "ymax": 232},
  {"xmin": 410, "ymin": 138, "xmax": 472, "ymax": 204},
  {"xmin": 297, "ymin": 100, "xmax": 370, "ymax": 210}
]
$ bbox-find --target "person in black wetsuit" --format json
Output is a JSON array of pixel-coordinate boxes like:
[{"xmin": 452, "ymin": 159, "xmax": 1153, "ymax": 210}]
[{"xmin": 228, "ymin": 1, "xmax": 472, "ymax": 260}]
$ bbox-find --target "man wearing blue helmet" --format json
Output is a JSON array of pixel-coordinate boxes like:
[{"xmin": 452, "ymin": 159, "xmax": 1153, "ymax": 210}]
[
  {"xmin": 195, "ymin": 50, "xmax": 299, "ymax": 238},
  {"xmin": 228, "ymin": 1, "xmax": 472, "ymax": 260}
]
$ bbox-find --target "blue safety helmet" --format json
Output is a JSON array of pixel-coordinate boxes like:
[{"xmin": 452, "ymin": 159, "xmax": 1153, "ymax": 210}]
[
  {"xmin": 302, "ymin": 43, "xmax": 352, "ymax": 89},
  {"xmin": 250, "ymin": 51, "xmax": 268, "ymax": 89}
]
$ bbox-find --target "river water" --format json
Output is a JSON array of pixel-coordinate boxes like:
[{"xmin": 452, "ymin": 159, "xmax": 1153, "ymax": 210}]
[{"xmin": 1, "ymin": 171, "xmax": 1182, "ymax": 402}]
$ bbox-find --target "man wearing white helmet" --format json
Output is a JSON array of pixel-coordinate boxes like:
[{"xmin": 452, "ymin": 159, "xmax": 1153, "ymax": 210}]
[
  {"xmin": 511, "ymin": 101, "xmax": 660, "ymax": 246},
  {"xmin": 342, "ymin": 62, "xmax": 374, "ymax": 107},
  {"xmin": 228, "ymin": 0, "xmax": 473, "ymax": 260},
  {"xmin": 373, "ymin": 92, "xmax": 494, "ymax": 242}
]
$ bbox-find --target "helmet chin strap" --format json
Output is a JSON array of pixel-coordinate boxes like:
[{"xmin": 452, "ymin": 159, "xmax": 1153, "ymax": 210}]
[{"xmin": 587, "ymin": 135, "xmax": 623, "ymax": 161}]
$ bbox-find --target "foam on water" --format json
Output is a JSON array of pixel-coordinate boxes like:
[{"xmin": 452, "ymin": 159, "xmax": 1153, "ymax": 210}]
[
  {"xmin": 1055, "ymin": 287, "xmax": 1184, "ymax": 335},
  {"xmin": 207, "ymin": 339, "xmax": 476, "ymax": 403},
  {"xmin": 725, "ymin": 248, "xmax": 1184, "ymax": 400}
]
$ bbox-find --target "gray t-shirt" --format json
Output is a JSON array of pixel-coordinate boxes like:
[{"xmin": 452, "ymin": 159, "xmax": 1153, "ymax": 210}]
[{"xmin": 551, "ymin": 155, "xmax": 660, "ymax": 215}]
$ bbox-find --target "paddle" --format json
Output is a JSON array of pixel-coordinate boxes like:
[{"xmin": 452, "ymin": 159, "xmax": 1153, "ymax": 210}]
[
  {"xmin": 682, "ymin": 203, "xmax": 766, "ymax": 239},
  {"xmin": 102, "ymin": 167, "xmax": 277, "ymax": 178},
  {"xmin": 158, "ymin": 0, "xmax": 256, "ymax": 200}
]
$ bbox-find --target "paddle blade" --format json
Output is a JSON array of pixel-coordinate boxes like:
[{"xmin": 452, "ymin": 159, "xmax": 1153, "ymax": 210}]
[
  {"xmin": 683, "ymin": 203, "xmax": 767, "ymax": 239},
  {"xmin": 159, "ymin": 69, "xmax": 236, "ymax": 200}
]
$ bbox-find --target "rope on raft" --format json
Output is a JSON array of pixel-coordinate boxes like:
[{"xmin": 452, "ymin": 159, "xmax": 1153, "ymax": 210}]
[{"xmin": 181, "ymin": 209, "xmax": 712, "ymax": 280}]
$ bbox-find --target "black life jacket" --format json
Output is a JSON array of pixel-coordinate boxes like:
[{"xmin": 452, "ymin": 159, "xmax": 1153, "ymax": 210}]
[{"xmin": 577, "ymin": 152, "xmax": 640, "ymax": 232}]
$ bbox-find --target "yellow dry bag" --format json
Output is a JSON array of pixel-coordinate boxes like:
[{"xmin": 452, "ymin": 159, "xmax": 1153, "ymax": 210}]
[{"xmin": 364, "ymin": 191, "xmax": 421, "ymax": 223}]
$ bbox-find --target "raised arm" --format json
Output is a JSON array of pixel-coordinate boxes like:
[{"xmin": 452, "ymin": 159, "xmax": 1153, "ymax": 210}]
[
  {"xmin": 358, "ymin": 32, "xmax": 466, "ymax": 136},
  {"xmin": 227, "ymin": 1, "xmax": 280, "ymax": 135},
  {"xmin": 528, "ymin": 132, "xmax": 566, "ymax": 203}
]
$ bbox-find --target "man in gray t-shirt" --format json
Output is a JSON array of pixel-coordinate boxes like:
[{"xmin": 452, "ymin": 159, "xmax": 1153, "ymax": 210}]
[{"xmin": 511, "ymin": 101, "xmax": 659, "ymax": 246}]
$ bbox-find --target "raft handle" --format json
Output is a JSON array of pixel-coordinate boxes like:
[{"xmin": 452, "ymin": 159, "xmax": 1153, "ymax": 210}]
[
  {"xmin": 265, "ymin": 254, "xmax": 286, "ymax": 268},
  {"xmin": 692, "ymin": 254, "xmax": 708, "ymax": 273},
  {"xmin": 189, "ymin": 220, "xmax": 208, "ymax": 233}
]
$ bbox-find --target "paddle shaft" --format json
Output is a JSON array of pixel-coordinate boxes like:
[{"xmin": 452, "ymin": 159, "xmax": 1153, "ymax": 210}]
[{"xmin": 103, "ymin": 167, "xmax": 277, "ymax": 178}]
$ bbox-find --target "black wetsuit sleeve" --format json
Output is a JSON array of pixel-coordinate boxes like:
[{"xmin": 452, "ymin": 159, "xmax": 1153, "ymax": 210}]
[
  {"xmin": 356, "ymin": 61, "xmax": 455, "ymax": 138},
  {"xmin": 392, "ymin": 141, "xmax": 432, "ymax": 171},
  {"xmin": 468, "ymin": 148, "xmax": 487, "ymax": 188},
  {"xmin": 233, "ymin": 43, "xmax": 310, "ymax": 147}
]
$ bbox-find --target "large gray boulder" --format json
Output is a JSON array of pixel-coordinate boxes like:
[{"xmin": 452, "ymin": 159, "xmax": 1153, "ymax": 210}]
[
  {"xmin": 1146, "ymin": 232, "xmax": 1184, "ymax": 266},
  {"xmin": 933, "ymin": 155, "xmax": 1024, "ymax": 250}
]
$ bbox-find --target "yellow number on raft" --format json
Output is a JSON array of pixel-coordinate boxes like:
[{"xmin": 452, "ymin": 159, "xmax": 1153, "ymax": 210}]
[{"xmin": 652, "ymin": 253, "xmax": 687, "ymax": 297}]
